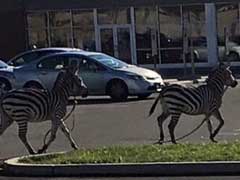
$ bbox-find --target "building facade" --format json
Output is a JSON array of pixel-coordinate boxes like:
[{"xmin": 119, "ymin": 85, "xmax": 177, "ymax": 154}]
[{"xmin": 1, "ymin": 0, "xmax": 240, "ymax": 72}]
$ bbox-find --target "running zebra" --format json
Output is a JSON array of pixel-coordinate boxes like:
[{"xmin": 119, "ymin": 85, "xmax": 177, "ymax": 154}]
[
  {"xmin": 0, "ymin": 67, "xmax": 88, "ymax": 154},
  {"xmin": 149, "ymin": 63, "xmax": 237, "ymax": 144}
]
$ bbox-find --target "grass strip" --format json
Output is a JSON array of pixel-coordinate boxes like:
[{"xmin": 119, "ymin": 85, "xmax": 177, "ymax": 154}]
[{"xmin": 19, "ymin": 141, "xmax": 240, "ymax": 164}]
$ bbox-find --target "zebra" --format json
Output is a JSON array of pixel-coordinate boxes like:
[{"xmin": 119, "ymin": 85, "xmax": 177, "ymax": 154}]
[
  {"xmin": 149, "ymin": 63, "xmax": 238, "ymax": 144},
  {"xmin": 0, "ymin": 67, "xmax": 88, "ymax": 154}
]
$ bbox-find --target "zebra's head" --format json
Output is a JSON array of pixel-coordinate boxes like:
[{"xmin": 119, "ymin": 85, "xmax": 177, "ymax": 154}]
[
  {"xmin": 207, "ymin": 63, "xmax": 238, "ymax": 88},
  {"xmin": 60, "ymin": 67, "xmax": 88, "ymax": 98}
]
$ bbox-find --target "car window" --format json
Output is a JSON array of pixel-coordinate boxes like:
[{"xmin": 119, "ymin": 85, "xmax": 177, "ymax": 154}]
[
  {"xmin": 38, "ymin": 56, "xmax": 68, "ymax": 70},
  {"xmin": 79, "ymin": 57, "xmax": 105, "ymax": 72},
  {"xmin": 10, "ymin": 50, "xmax": 64, "ymax": 66},
  {"xmin": 11, "ymin": 52, "xmax": 39, "ymax": 66}
]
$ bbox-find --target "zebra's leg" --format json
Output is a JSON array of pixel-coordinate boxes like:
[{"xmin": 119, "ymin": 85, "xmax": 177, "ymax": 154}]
[
  {"xmin": 211, "ymin": 109, "xmax": 224, "ymax": 142},
  {"xmin": 157, "ymin": 112, "xmax": 170, "ymax": 144},
  {"xmin": 17, "ymin": 121, "xmax": 36, "ymax": 154},
  {"xmin": 206, "ymin": 117, "xmax": 217, "ymax": 142},
  {"xmin": 168, "ymin": 113, "xmax": 181, "ymax": 144},
  {"xmin": 38, "ymin": 121, "xmax": 59, "ymax": 154},
  {"xmin": 60, "ymin": 121, "xmax": 79, "ymax": 150}
]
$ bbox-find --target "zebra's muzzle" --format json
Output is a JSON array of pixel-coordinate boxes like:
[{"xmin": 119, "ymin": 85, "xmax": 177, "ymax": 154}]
[{"xmin": 231, "ymin": 81, "xmax": 238, "ymax": 88}]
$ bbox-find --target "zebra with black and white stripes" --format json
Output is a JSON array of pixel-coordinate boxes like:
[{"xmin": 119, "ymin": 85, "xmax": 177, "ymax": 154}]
[
  {"xmin": 149, "ymin": 63, "xmax": 238, "ymax": 144},
  {"xmin": 0, "ymin": 67, "xmax": 88, "ymax": 154}
]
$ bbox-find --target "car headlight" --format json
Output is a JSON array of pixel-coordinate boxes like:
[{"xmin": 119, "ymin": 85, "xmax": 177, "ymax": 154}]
[{"xmin": 127, "ymin": 74, "xmax": 144, "ymax": 80}]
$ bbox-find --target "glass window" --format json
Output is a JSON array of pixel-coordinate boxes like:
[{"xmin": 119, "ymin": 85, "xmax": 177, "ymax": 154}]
[
  {"xmin": 79, "ymin": 58, "xmax": 105, "ymax": 72},
  {"xmin": 72, "ymin": 10, "xmax": 94, "ymax": 27},
  {"xmin": 28, "ymin": 29, "xmax": 48, "ymax": 48},
  {"xmin": 183, "ymin": 5, "xmax": 206, "ymax": 63},
  {"xmin": 27, "ymin": 12, "xmax": 47, "ymax": 28},
  {"xmin": 73, "ymin": 28, "xmax": 95, "ymax": 51},
  {"xmin": 135, "ymin": 7, "xmax": 156, "ymax": 25},
  {"xmin": 217, "ymin": 3, "xmax": 240, "ymax": 62},
  {"xmin": 49, "ymin": 11, "xmax": 71, "ymax": 28},
  {"xmin": 27, "ymin": 12, "xmax": 48, "ymax": 48},
  {"xmin": 97, "ymin": 8, "xmax": 130, "ymax": 24},
  {"xmin": 72, "ymin": 10, "xmax": 95, "ymax": 50},
  {"xmin": 159, "ymin": 6, "xmax": 182, "ymax": 48},
  {"xmin": 38, "ymin": 56, "xmax": 68, "ymax": 70},
  {"xmin": 135, "ymin": 7, "xmax": 157, "ymax": 64},
  {"xmin": 11, "ymin": 52, "xmax": 39, "ymax": 66},
  {"xmin": 50, "ymin": 29, "xmax": 72, "ymax": 47}
]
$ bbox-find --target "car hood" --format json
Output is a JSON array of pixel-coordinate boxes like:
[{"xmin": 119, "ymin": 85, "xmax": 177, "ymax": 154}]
[
  {"xmin": 117, "ymin": 65, "xmax": 162, "ymax": 79},
  {"xmin": 0, "ymin": 65, "xmax": 14, "ymax": 72}
]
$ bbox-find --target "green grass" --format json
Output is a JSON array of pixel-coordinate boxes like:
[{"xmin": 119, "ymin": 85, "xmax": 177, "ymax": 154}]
[{"xmin": 19, "ymin": 141, "xmax": 240, "ymax": 164}]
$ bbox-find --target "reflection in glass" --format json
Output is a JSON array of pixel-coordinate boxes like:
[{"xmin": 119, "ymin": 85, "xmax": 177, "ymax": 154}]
[
  {"xmin": 50, "ymin": 29, "xmax": 72, "ymax": 47},
  {"xmin": 158, "ymin": 6, "xmax": 183, "ymax": 64},
  {"xmin": 135, "ymin": 26, "xmax": 151, "ymax": 49},
  {"xmin": 97, "ymin": 8, "xmax": 130, "ymax": 24},
  {"xmin": 28, "ymin": 29, "xmax": 48, "ymax": 48},
  {"xmin": 49, "ymin": 11, "xmax": 71, "ymax": 27},
  {"xmin": 159, "ymin": 6, "xmax": 182, "ymax": 48},
  {"xmin": 27, "ymin": 12, "xmax": 47, "ymax": 28},
  {"xmin": 137, "ymin": 50, "xmax": 155, "ymax": 64},
  {"xmin": 217, "ymin": 3, "xmax": 240, "ymax": 62},
  {"xmin": 100, "ymin": 29, "xmax": 114, "ymax": 56},
  {"xmin": 117, "ymin": 28, "xmax": 131, "ymax": 63},
  {"xmin": 183, "ymin": 5, "xmax": 206, "ymax": 63},
  {"xmin": 135, "ymin": 7, "xmax": 156, "ymax": 25},
  {"xmin": 135, "ymin": 7, "xmax": 158, "ymax": 65},
  {"xmin": 72, "ymin": 10, "xmax": 94, "ymax": 27},
  {"xmin": 161, "ymin": 49, "xmax": 183, "ymax": 64},
  {"xmin": 73, "ymin": 28, "xmax": 95, "ymax": 51}
]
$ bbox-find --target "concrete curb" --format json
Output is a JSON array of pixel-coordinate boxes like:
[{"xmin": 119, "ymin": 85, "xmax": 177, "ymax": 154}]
[{"xmin": 3, "ymin": 155, "xmax": 240, "ymax": 177}]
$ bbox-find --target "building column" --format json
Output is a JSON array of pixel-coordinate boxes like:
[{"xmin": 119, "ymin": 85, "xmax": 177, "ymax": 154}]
[{"xmin": 205, "ymin": 3, "xmax": 219, "ymax": 66}]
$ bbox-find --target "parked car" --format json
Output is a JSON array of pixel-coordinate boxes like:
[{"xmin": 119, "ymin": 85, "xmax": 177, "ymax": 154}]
[
  {"xmin": 185, "ymin": 37, "xmax": 240, "ymax": 62},
  {"xmin": 0, "ymin": 59, "xmax": 15, "ymax": 91},
  {"xmin": 2, "ymin": 51, "xmax": 164, "ymax": 101},
  {"xmin": 7, "ymin": 47, "xmax": 83, "ymax": 67}
]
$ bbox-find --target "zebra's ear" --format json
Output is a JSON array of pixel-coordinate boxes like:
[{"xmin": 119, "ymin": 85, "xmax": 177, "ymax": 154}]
[{"xmin": 218, "ymin": 62, "xmax": 228, "ymax": 69}]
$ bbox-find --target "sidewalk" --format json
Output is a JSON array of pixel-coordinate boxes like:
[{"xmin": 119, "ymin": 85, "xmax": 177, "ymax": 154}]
[{"xmin": 164, "ymin": 76, "xmax": 208, "ymax": 85}]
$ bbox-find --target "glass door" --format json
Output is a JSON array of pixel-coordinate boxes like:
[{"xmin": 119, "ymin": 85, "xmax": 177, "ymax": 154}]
[{"xmin": 98, "ymin": 25, "xmax": 133, "ymax": 64}]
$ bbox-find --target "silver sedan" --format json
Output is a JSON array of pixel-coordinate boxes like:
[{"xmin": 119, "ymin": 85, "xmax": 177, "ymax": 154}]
[{"xmin": 0, "ymin": 51, "xmax": 164, "ymax": 101}]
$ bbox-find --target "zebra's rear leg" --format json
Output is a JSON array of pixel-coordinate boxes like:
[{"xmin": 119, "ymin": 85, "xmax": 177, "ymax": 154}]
[
  {"xmin": 60, "ymin": 121, "xmax": 78, "ymax": 150},
  {"xmin": 206, "ymin": 118, "xmax": 217, "ymax": 143},
  {"xmin": 38, "ymin": 122, "xmax": 59, "ymax": 154},
  {"xmin": 17, "ymin": 122, "xmax": 36, "ymax": 154},
  {"xmin": 157, "ymin": 112, "xmax": 169, "ymax": 144},
  {"xmin": 168, "ymin": 114, "xmax": 181, "ymax": 144},
  {"xmin": 211, "ymin": 110, "xmax": 224, "ymax": 142}
]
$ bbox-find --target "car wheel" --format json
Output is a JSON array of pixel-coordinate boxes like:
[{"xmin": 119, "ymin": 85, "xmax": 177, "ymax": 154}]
[
  {"xmin": 138, "ymin": 93, "xmax": 152, "ymax": 99},
  {"xmin": 0, "ymin": 79, "xmax": 11, "ymax": 92},
  {"xmin": 24, "ymin": 82, "xmax": 44, "ymax": 90},
  {"xmin": 108, "ymin": 80, "xmax": 128, "ymax": 101},
  {"xmin": 228, "ymin": 52, "xmax": 240, "ymax": 62}
]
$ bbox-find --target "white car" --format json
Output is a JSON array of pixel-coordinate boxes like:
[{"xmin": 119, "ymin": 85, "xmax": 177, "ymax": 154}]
[{"xmin": 1, "ymin": 51, "xmax": 164, "ymax": 101}]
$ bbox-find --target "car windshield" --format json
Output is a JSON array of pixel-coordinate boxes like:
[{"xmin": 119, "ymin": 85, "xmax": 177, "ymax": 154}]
[
  {"xmin": 0, "ymin": 60, "xmax": 8, "ymax": 68},
  {"xmin": 88, "ymin": 54, "xmax": 128, "ymax": 69}
]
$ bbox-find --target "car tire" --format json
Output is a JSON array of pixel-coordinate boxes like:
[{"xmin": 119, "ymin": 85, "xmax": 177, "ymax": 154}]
[
  {"xmin": 0, "ymin": 78, "xmax": 11, "ymax": 92},
  {"xmin": 108, "ymin": 80, "xmax": 128, "ymax": 101},
  {"xmin": 137, "ymin": 93, "xmax": 152, "ymax": 99},
  {"xmin": 24, "ymin": 82, "xmax": 44, "ymax": 90},
  {"xmin": 228, "ymin": 52, "xmax": 240, "ymax": 62}
]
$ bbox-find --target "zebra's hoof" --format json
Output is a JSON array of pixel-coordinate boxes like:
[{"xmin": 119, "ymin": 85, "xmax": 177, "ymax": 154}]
[
  {"xmin": 37, "ymin": 149, "xmax": 46, "ymax": 154},
  {"xmin": 153, "ymin": 140, "xmax": 163, "ymax": 145},
  {"xmin": 210, "ymin": 136, "xmax": 218, "ymax": 143}
]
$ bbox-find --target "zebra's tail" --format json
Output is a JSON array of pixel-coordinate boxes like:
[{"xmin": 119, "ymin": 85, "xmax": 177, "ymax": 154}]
[{"xmin": 149, "ymin": 91, "xmax": 163, "ymax": 117}]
